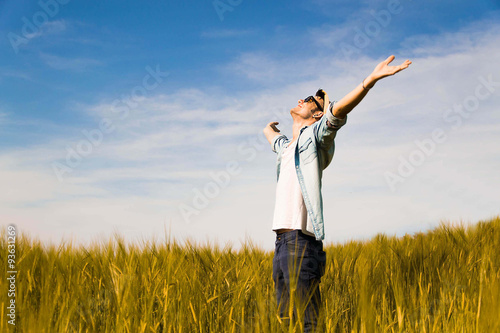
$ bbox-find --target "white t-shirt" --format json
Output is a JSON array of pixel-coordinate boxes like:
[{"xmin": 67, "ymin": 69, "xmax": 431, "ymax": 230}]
[{"xmin": 272, "ymin": 139, "xmax": 314, "ymax": 236}]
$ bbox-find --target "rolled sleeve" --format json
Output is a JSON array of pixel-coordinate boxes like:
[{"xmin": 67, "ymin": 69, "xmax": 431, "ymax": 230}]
[
  {"xmin": 271, "ymin": 134, "xmax": 287, "ymax": 154},
  {"xmin": 313, "ymin": 101, "xmax": 347, "ymax": 150},
  {"xmin": 326, "ymin": 101, "xmax": 347, "ymax": 129}
]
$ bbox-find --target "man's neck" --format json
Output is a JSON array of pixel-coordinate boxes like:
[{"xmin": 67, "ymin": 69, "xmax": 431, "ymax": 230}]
[{"xmin": 291, "ymin": 118, "xmax": 314, "ymax": 142}]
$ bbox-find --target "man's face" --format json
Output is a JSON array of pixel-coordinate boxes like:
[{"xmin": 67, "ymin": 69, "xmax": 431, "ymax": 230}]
[{"xmin": 290, "ymin": 95, "xmax": 324, "ymax": 121}]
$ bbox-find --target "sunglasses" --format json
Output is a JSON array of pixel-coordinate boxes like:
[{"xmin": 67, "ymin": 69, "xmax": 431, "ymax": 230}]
[{"xmin": 304, "ymin": 95, "xmax": 323, "ymax": 111}]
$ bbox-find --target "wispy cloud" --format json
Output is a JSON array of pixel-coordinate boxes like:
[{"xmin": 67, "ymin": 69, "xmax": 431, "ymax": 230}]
[
  {"xmin": 200, "ymin": 29, "xmax": 255, "ymax": 39},
  {"xmin": 224, "ymin": 51, "xmax": 330, "ymax": 85},
  {"xmin": 0, "ymin": 112, "xmax": 7, "ymax": 125},
  {"xmin": 2, "ymin": 19, "xmax": 500, "ymax": 249},
  {"xmin": 0, "ymin": 68, "xmax": 32, "ymax": 81},
  {"xmin": 308, "ymin": 24, "xmax": 354, "ymax": 49},
  {"xmin": 24, "ymin": 19, "xmax": 67, "ymax": 40},
  {"xmin": 398, "ymin": 18, "xmax": 500, "ymax": 57},
  {"xmin": 39, "ymin": 53, "xmax": 104, "ymax": 71}
]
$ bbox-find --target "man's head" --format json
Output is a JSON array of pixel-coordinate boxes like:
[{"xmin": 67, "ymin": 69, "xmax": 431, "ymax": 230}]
[{"xmin": 290, "ymin": 89, "xmax": 328, "ymax": 124}]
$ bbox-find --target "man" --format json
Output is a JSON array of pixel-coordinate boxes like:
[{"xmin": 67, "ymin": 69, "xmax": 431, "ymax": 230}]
[{"xmin": 263, "ymin": 55, "xmax": 412, "ymax": 332}]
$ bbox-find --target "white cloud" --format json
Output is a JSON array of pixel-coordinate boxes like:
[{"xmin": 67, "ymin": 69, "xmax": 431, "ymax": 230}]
[
  {"xmin": 308, "ymin": 24, "xmax": 354, "ymax": 49},
  {"xmin": 40, "ymin": 52, "xmax": 103, "ymax": 71},
  {"xmin": 200, "ymin": 29, "xmax": 255, "ymax": 39},
  {"xmin": 24, "ymin": 19, "xmax": 67, "ymax": 40},
  {"xmin": 0, "ymin": 111, "xmax": 7, "ymax": 125},
  {"xmin": 2, "ymin": 19, "xmax": 500, "ymax": 249},
  {"xmin": 398, "ymin": 17, "xmax": 500, "ymax": 57},
  {"xmin": 0, "ymin": 69, "xmax": 32, "ymax": 81}
]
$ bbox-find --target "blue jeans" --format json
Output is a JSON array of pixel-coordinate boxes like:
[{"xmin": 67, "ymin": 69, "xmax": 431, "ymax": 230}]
[{"xmin": 272, "ymin": 230, "xmax": 326, "ymax": 332}]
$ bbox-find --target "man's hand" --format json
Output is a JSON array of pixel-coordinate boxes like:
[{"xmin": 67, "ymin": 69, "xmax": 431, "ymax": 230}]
[
  {"xmin": 333, "ymin": 55, "xmax": 412, "ymax": 119},
  {"xmin": 365, "ymin": 55, "xmax": 412, "ymax": 88},
  {"xmin": 263, "ymin": 121, "xmax": 282, "ymax": 145},
  {"xmin": 266, "ymin": 121, "xmax": 280, "ymax": 133}
]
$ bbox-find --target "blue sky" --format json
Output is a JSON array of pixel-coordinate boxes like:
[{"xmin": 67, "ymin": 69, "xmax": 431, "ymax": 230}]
[{"xmin": 1, "ymin": 0, "xmax": 500, "ymax": 249}]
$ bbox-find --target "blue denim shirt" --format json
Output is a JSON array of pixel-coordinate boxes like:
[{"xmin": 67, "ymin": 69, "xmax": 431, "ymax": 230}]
[{"xmin": 271, "ymin": 101, "xmax": 347, "ymax": 240}]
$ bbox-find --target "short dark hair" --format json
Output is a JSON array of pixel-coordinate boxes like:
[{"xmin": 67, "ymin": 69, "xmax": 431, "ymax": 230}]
[{"xmin": 315, "ymin": 89, "xmax": 326, "ymax": 110}]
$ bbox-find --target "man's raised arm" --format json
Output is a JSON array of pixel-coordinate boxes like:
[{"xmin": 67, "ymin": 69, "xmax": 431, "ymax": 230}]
[{"xmin": 332, "ymin": 55, "xmax": 412, "ymax": 119}]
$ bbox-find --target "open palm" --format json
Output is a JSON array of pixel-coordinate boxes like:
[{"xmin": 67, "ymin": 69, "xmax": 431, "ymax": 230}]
[{"xmin": 371, "ymin": 55, "xmax": 412, "ymax": 80}]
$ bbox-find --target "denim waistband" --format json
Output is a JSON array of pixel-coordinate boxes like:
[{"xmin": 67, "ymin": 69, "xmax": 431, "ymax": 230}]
[{"xmin": 275, "ymin": 230, "xmax": 320, "ymax": 243}]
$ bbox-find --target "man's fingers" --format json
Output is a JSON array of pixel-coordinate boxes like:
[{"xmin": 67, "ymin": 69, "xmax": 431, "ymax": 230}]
[
  {"xmin": 401, "ymin": 60, "xmax": 411, "ymax": 67},
  {"xmin": 373, "ymin": 56, "xmax": 411, "ymax": 78},
  {"xmin": 387, "ymin": 60, "xmax": 411, "ymax": 75},
  {"xmin": 397, "ymin": 60, "xmax": 411, "ymax": 72},
  {"xmin": 268, "ymin": 121, "xmax": 280, "ymax": 132}
]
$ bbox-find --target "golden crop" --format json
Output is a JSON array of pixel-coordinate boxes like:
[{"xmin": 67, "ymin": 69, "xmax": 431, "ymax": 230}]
[{"xmin": 1, "ymin": 216, "xmax": 499, "ymax": 332}]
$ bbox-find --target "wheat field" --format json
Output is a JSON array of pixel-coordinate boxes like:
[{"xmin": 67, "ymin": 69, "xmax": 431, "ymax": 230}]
[{"xmin": 1, "ymin": 216, "xmax": 499, "ymax": 332}]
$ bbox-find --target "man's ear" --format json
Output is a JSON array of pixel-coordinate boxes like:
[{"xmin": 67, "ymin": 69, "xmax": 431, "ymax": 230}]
[{"xmin": 313, "ymin": 112, "xmax": 324, "ymax": 119}]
